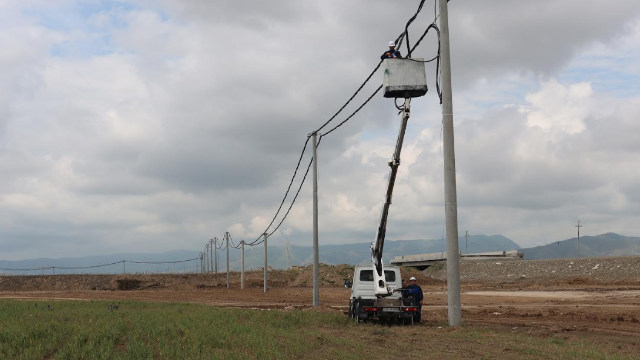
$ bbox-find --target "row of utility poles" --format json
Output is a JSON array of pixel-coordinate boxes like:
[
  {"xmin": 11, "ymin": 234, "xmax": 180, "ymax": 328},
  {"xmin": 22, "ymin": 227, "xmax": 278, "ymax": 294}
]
[{"xmin": 198, "ymin": 232, "xmax": 268, "ymax": 293}]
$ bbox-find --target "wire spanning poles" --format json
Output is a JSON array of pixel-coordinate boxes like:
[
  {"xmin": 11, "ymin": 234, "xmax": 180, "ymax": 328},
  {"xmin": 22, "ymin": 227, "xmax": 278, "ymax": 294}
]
[{"xmin": 0, "ymin": 258, "xmax": 201, "ymax": 275}]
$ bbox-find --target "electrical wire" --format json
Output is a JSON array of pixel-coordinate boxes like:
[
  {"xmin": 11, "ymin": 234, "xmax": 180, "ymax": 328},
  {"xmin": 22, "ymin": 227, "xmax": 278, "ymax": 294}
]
[
  {"xmin": 56, "ymin": 261, "xmax": 124, "ymax": 270},
  {"xmin": 228, "ymin": 233, "xmax": 242, "ymax": 249},
  {"xmin": 404, "ymin": 0, "xmax": 426, "ymax": 58},
  {"xmin": 0, "ymin": 257, "xmax": 201, "ymax": 272},
  {"xmin": 250, "ymin": 21, "xmax": 438, "ymax": 242},
  {"xmin": 313, "ymin": 0, "xmax": 428, "ymax": 134},
  {"xmin": 241, "ymin": 0, "xmax": 440, "ymax": 245},
  {"xmin": 319, "ymin": 85, "xmax": 382, "ymax": 138},
  {"xmin": 250, "ymin": 137, "xmax": 311, "ymax": 243},
  {"xmin": 128, "ymin": 258, "xmax": 200, "ymax": 265},
  {"xmin": 409, "ymin": 23, "xmax": 441, "ymax": 103}
]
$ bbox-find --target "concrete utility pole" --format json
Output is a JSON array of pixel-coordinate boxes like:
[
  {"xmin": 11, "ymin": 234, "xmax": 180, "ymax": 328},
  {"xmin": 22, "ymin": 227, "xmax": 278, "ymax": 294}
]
[
  {"xmin": 576, "ymin": 220, "xmax": 582, "ymax": 258},
  {"xmin": 214, "ymin": 237, "xmax": 218, "ymax": 273},
  {"xmin": 209, "ymin": 239, "xmax": 214, "ymax": 273},
  {"xmin": 312, "ymin": 131, "xmax": 320, "ymax": 307},
  {"xmin": 439, "ymin": 0, "xmax": 462, "ymax": 327},
  {"xmin": 241, "ymin": 240, "xmax": 245, "ymax": 289},
  {"xmin": 465, "ymin": 231, "xmax": 468, "ymax": 254},
  {"xmin": 204, "ymin": 243, "xmax": 209, "ymax": 273},
  {"xmin": 285, "ymin": 240, "xmax": 292, "ymax": 270},
  {"xmin": 226, "ymin": 232, "xmax": 230, "ymax": 289},
  {"xmin": 263, "ymin": 233, "xmax": 268, "ymax": 293}
]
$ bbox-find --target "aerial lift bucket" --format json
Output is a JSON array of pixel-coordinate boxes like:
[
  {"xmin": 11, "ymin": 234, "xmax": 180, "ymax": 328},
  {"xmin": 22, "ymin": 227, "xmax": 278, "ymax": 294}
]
[{"xmin": 382, "ymin": 58, "xmax": 428, "ymax": 99}]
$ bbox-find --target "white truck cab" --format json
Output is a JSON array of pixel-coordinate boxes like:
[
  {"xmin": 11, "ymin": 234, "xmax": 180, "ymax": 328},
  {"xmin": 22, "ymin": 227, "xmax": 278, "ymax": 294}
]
[
  {"xmin": 350, "ymin": 265, "xmax": 403, "ymax": 300},
  {"xmin": 347, "ymin": 265, "xmax": 419, "ymax": 325}
]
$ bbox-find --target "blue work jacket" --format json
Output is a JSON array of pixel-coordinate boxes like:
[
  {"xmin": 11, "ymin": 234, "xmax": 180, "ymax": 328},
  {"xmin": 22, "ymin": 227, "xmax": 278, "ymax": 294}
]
[
  {"xmin": 406, "ymin": 284, "xmax": 424, "ymax": 302},
  {"xmin": 381, "ymin": 49, "xmax": 402, "ymax": 59}
]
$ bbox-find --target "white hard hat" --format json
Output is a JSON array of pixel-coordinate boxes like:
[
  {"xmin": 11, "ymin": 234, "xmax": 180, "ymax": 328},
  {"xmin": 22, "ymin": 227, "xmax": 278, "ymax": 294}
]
[
  {"xmin": 389, "ymin": 41, "xmax": 396, "ymax": 47},
  {"xmin": 409, "ymin": 277, "xmax": 416, "ymax": 281}
]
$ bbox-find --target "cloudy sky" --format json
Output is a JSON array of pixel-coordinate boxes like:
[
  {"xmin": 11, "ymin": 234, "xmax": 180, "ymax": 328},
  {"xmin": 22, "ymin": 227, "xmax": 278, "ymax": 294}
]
[{"xmin": 1, "ymin": 0, "xmax": 640, "ymax": 260}]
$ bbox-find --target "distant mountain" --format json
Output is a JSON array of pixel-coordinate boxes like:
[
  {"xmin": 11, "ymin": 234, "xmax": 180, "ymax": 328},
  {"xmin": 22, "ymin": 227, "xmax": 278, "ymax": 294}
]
[
  {"xmin": 0, "ymin": 235, "xmax": 519, "ymax": 275},
  {"xmin": 521, "ymin": 233, "xmax": 640, "ymax": 260}
]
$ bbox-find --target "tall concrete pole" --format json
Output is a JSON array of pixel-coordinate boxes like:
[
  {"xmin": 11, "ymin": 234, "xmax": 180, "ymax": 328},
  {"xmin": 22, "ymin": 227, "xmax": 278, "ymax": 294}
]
[
  {"xmin": 209, "ymin": 239, "xmax": 214, "ymax": 273},
  {"xmin": 205, "ymin": 244, "xmax": 209, "ymax": 273},
  {"xmin": 312, "ymin": 132, "xmax": 320, "ymax": 307},
  {"xmin": 439, "ymin": 0, "xmax": 462, "ymax": 327},
  {"xmin": 214, "ymin": 237, "xmax": 218, "ymax": 273},
  {"xmin": 226, "ymin": 232, "xmax": 230, "ymax": 289},
  {"xmin": 241, "ymin": 240, "xmax": 245, "ymax": 289},
  {"xmin": 263, "ymin": 233, "xmax": 268, "ymax": 293}
]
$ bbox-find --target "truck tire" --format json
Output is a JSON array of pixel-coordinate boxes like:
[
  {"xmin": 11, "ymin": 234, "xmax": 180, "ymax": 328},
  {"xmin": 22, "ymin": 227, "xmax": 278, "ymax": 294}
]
[{"xmin": 348, "ymin": 300, "xmax": 354, "ymax": 319}]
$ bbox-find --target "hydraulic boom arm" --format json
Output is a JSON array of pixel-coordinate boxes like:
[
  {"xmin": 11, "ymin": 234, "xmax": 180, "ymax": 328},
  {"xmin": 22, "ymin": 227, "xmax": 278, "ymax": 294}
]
[{"xmin": 371, "ymin": 98, "xmax": 411, "ymax": 296}]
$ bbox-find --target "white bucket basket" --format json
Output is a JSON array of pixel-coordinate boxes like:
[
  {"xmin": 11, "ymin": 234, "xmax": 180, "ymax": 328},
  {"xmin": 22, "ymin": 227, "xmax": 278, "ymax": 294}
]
[{"xmin": 382, "ymin": 58, "xmax": 428, "ymax": 98}]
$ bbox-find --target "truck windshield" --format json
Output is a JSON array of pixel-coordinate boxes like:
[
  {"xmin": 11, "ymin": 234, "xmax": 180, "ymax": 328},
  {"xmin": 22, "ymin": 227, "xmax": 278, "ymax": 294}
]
[{"xmin": 359, "ymin": 270, "xmax": 396, "ymax": 282}]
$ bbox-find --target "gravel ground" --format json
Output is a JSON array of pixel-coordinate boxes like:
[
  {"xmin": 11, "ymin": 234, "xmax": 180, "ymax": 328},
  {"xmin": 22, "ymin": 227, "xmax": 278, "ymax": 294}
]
[{"xmin": 423, "ymin": 256, "xmax": 640, "ymax": 285}]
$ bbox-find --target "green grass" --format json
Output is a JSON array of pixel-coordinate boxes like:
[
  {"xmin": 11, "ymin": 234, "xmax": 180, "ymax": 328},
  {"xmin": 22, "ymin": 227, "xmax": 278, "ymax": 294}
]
[
  {"xmin": 0, "ymin": 300, "xmax": 351, "ymax": 360},
  {"xmin": 0, "ymin": 299, "xmax": 638, "ymax": 360}
]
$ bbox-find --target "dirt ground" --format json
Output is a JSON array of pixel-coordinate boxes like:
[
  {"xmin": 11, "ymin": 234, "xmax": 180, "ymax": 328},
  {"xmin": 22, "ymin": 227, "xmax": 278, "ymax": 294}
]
[{"xmin": 2, "ymin": 260, "xmax": 640, "ymax": 351}]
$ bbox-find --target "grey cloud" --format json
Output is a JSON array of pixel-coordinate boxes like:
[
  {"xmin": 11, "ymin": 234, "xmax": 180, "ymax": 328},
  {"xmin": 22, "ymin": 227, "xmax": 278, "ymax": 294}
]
[{"xmin": 1, "ymin": 0, "xmax": 640, "ymax": 259}]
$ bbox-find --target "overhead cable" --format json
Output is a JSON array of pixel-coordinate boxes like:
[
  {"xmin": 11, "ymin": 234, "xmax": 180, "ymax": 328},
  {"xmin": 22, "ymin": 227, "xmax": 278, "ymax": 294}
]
[
  {"xmin": 250, "ymin": 137, "xmax": 311, "ymax": 244},
  {"xmin": 244, "ymin": 0, "xmax": 438, "ymax": 244}
]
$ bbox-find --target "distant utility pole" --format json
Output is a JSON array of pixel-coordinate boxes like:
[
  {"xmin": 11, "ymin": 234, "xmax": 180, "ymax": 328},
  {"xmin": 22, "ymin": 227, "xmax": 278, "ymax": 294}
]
[
  {"xmin": 214, "ymin": 237, "xmax": 218, "ymax": 273},
  {"xmin": 465, "ymin": 231, "xmax": 468, "ymax": 254},
  {"xmin": 205, "ymin": 243, "xmax": 209, "ymax": 273},
  {"xmin": 439, "ymin": 0, "xmax": 462, "ymax": 327},
  {"xmin": 311, "ymin": 131, "xmax": 320, "ymax": 307},
  {"xmin": 209, "ymin": 239, "xmax": 214, "ymax": 273},
  {"xmin": 263, "ymin": 232, "xmax": 268, "ymax": 293},
  {"xmin": 575, "ymin": 220, "xmax": 582, "ymax": 258},
  {"xmin": 241, "ymin": 240, "xmax": 245, "ymax": 290},
  {"xmin": 285, "ymin": 240, "xmax": 292, "ymax": 270},
  {"xmin": 226, "ymin": 232, "xmax": 230, "ymax": 289}
]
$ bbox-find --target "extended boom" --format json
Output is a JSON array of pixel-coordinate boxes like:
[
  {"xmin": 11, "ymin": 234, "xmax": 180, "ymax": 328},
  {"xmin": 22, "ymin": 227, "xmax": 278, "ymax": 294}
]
[{"xmin": 371, "ymin": 98, "xmax": 411, "ymax": 296}]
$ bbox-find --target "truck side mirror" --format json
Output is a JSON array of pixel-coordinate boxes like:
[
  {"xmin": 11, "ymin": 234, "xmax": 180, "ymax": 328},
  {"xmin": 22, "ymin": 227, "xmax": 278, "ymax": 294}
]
[{"xmin": 344, "ymin": 278, "xmax": 353, "ymax": 288}]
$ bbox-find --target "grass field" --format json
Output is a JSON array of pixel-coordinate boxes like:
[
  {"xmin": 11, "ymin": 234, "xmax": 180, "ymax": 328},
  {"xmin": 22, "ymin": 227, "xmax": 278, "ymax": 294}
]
[{"xmin": 0, "ymin": 299, "xmax": 637, "ymax": 360}]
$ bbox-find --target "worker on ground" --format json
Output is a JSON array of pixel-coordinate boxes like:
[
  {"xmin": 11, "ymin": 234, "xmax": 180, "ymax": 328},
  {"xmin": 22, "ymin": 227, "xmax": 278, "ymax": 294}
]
[
  {"xmin": 381, "ymin": 41, "xmax": 402, "ymax": 59},
  {"xmin": 407, "ymin": 276, "xmax": 424, "ymax": 323}
]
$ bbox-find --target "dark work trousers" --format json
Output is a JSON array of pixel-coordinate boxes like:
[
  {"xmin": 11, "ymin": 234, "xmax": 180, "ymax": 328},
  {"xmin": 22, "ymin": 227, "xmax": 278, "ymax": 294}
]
[{"xmin": 416, "ymin": 305, "xmax": 422, "ymax": 323}]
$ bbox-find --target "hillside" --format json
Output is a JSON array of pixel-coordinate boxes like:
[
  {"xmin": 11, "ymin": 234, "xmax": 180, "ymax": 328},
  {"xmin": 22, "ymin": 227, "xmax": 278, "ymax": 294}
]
[
  {"xmin": 521, "ymin": 233, "xmax": 640, "ymax": 260},
  {"xmin": 0, "ymin": 235, "xmax": 519, "ymax": 274}
]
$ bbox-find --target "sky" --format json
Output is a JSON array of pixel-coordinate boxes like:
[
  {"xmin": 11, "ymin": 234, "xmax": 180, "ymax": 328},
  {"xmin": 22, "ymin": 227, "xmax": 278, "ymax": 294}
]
[{"xmin": 1, "ymin": 0, "xmax": 640, "ymax": 260}]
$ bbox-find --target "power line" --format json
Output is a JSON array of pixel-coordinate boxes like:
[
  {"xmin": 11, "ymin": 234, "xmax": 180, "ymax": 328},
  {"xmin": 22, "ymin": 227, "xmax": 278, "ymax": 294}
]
[
  {"xmin": 319, "ymin": 85, "xmax": 383, "ymax": 137},
  {"xmin": 0, "ymin": 257, "xmax": 201, "ymax": 272},
  {"xmin": 250, "ymin": 137, "xmax": 311, "ymax": 243},
  {"xmin": 228, "ymin": 233, "xmax": 242, "ymax": 249},
  {"xmin": 403, "ymin": 0, "xmax": 427, "ymax": 58},
  {"xmin": 242, "ymin": 0, "xmax": 440, "ymax": 244}
]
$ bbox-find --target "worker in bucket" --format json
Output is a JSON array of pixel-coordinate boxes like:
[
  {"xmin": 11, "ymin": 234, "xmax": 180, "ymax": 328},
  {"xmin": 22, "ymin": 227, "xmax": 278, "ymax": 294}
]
[
  {"xmin": 407, "ymin": 276, "xmax": 424, "ymax": 323},
  {"xmin": 381, "ymin": 41, "xmax": 402, "ymax": 59}
]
